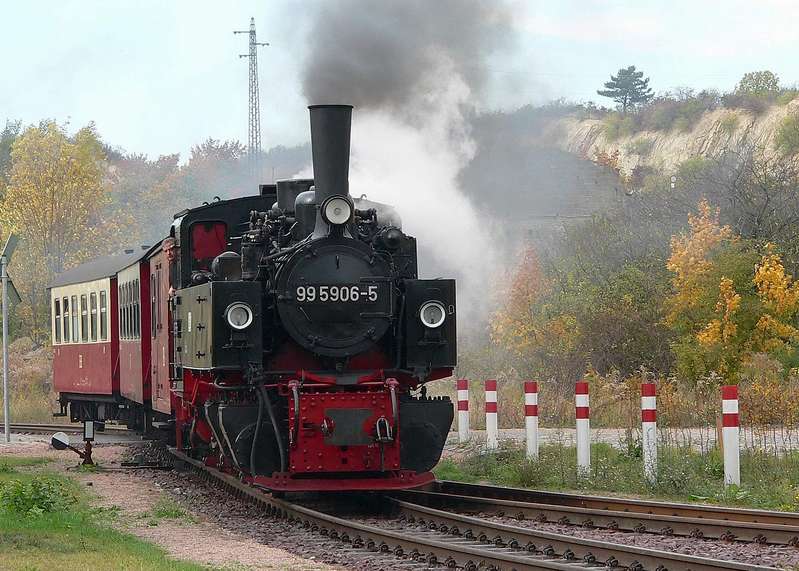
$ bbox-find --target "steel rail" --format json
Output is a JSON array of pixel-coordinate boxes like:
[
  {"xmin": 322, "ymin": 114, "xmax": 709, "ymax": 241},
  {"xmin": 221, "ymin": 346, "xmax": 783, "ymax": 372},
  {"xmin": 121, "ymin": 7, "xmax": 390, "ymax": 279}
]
[
  {"xmin": 168, "ymin": 448, "xmax": 778, "ymax": 570},
  {"xmin": 396, "ymin": 489, "xmax": 799, "ymax": 546},
  {"xmin": 435, "ymin": 481, "xmax": 799, "ymax": 528},
  {"xmin": 392, "ymin": 496, "xmax": 777, "ymax": 571},
  {"xmin": 2, "ymin": 422, "xmax": 127, "ymax": 434}
]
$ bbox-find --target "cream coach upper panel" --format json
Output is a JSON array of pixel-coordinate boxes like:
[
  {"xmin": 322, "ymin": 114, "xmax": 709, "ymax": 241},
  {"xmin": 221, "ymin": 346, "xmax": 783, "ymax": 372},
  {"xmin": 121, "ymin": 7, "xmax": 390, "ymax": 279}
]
[{"xmin": 50, "ymin": 278, "xmax": 111, "ymax": 346}]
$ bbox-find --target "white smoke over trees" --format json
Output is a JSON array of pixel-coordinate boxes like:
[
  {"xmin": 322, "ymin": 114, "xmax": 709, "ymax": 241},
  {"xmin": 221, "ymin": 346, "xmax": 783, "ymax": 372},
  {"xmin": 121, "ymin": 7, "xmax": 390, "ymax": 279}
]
[{"xmin": 300, "ymin": 0, "xmax": 515, "ymax": 327}]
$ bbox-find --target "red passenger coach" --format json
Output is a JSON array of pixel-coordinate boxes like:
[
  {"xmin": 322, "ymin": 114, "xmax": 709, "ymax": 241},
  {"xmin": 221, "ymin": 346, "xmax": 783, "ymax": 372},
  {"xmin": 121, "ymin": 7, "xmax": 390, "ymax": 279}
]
[
  {"xmin": 117, "ymin": 259, "xmax": 151, "ymax": 408},
  {"xmin": 52, "ymin": 247, "xmax": 155, "ymax": 427}
]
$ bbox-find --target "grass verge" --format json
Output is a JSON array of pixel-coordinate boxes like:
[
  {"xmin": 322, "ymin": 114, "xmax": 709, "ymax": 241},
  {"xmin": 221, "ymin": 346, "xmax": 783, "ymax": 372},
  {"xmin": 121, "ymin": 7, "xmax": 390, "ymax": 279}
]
[
  {"xmin": 435, "ymin": 441, "xmax": 799, "ymax": 511},
  {"xmin": 0, "ymin": 462, "xmax": 208, "ymax": 571}
]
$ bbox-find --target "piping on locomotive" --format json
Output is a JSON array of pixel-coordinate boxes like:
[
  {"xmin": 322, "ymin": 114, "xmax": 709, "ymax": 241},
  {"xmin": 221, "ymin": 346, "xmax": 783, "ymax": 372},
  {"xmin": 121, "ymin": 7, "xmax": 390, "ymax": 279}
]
[{"xmin": 50, "ymin": 105, "xmax": 456, "ymax": 491}]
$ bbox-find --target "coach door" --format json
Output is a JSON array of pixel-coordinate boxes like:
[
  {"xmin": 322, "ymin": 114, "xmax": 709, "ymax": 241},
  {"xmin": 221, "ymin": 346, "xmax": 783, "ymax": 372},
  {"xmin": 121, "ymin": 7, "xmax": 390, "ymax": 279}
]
[{"xmin": 150, "ymin": 251, "xmax": 172, "ymax": 415}]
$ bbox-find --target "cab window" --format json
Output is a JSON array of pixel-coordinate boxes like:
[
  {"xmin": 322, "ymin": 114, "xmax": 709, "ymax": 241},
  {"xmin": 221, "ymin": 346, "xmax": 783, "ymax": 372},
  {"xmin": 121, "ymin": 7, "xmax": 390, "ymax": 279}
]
[{"xmin": 190, "ymin": 221, "xmax": 227, "ymax": 272}]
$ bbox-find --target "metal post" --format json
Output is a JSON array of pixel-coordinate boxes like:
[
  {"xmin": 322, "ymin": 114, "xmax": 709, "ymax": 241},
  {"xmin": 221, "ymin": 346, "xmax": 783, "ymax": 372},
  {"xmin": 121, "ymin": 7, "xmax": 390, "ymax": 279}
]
[
  {"xmin": 641, "ymin": 382, "xmax": 657, "ymax": 483},
  {"xmin": 2, "ymin": 256, "xmax": 9, "ymax": 443},
  {"xmin": 457, "ymin": 379, "xmax": 469, "ymax": 442},
  {"xmin": 524, "ymin": 381, "xmax": 539, "ymax": 459},
  {"xmin": 485, "ymin": 379, "xmax": 498, "ymax": 450},
  {"xmin": 575, "ymin": 381, "xmax": 590, "ymax": 476},
  {"xmin": 722, "ymin": 385, "xmax": 740, "ymax": 486}
]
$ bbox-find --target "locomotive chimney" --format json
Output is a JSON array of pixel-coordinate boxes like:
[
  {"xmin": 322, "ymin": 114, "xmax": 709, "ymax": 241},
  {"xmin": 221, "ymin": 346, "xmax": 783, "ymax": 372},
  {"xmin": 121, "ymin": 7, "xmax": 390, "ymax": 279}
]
[{"xmin": 309, "ymin": 104, "xmax": 352, "ymax": 203}]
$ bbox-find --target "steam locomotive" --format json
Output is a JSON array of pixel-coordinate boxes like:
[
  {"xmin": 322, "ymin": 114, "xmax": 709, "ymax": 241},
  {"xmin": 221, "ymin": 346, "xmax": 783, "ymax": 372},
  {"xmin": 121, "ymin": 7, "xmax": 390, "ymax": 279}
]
[{"xmin": 50, "ymin": 105, "xmax": 456, "ymax": 491}]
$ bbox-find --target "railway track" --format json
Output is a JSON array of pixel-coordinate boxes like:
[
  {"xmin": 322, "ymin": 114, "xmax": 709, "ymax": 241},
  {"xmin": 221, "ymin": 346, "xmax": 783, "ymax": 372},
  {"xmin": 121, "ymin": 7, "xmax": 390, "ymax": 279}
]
[
  {"xmin": 168, "ymin": 448, "xmax": 786, "ymax": 570},
  {"xmin": 388, "ymin": 481, "xmax": 799, "ymax": 546},
  {"xmin": 2, "ymin": 422, "xmax": 127, "ymax": 435}
]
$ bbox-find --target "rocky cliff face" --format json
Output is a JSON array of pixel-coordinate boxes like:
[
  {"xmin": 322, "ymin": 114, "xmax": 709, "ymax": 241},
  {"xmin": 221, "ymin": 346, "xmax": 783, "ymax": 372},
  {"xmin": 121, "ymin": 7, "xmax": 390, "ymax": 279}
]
[{"xmin": 542, "ymin": 99, "xmax": 799, "ymax": 177}]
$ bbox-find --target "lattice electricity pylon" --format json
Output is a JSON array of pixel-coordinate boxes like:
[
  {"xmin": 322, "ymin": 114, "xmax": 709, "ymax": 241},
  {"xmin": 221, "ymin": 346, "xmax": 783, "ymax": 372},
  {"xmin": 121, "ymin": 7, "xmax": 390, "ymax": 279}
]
[{"xmin": 234, "ymin": 17, "xmax": 269, "ymax": 176}]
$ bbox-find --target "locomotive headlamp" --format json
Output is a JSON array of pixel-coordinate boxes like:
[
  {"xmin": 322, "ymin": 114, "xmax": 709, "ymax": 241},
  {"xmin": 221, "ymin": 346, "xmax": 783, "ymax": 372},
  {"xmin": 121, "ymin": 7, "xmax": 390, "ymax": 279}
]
[
  {"xmin": 321, "ymin": 195, "xmax": 353, "ymax": 225},
  {"xmin": 419, "ymin": 300, "xmax": 447, "ymax": 329},
  {"xmin": 225, "ymin": 302, "xmax": 253, "ymax": 330}
]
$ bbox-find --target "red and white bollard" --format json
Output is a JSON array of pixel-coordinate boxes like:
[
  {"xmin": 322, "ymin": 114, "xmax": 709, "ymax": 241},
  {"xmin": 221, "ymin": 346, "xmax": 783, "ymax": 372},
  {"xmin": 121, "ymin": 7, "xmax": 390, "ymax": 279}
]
[
  {"xmin": 722, "ymin": 385, "xmax": 740, "ymax": 486},
  {"xmin": 485, "ymin": 379, "xmax": 498, "ymax": 450},
  {"xmin": 524, "ymin": 381, "xmax": 539, "ymax": 459},
  {"xmin": 575, "ymin": 381, "xmax": 590, "ymax": 475},
  {"xmin": 641, "ymin": 383, "xmax": 657, "ymax": 483},
  {"xmin": 457, "ymin": 379, "xmax": 469, "ymax": 442}
]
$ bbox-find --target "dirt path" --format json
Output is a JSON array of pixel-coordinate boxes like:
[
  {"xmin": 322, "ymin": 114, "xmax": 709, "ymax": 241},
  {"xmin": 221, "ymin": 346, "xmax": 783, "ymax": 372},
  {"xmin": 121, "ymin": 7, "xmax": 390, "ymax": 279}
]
[{"xmin": 2, "ymin": 440, "xmax": 341, "ymax": 571}]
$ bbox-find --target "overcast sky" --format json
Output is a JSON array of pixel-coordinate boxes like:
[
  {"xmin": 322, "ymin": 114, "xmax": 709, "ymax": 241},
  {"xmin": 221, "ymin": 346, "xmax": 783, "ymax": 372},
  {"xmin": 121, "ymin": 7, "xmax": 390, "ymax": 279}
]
[{"xmin": 2, "ymin": 0, "xmax": 796, "ymax": 159}]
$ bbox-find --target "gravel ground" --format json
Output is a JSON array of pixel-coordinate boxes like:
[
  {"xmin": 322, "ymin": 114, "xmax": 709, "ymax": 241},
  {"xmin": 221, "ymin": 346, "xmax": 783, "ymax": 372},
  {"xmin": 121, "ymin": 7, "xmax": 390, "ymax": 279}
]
[
  {"xmin": 140, "ymin": 466, "xmax": 435, "ymax": 571},
  {"xmin": 7, "ymin": 439, "xmax": 799, "ymax": 570}
]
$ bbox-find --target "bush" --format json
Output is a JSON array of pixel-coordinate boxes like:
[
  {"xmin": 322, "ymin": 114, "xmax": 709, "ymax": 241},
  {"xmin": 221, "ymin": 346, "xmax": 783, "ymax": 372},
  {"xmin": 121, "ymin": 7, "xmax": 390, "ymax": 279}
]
[
  {"xmin": 625, "ymin": 137, "xmax": 654, "ymax": 156},
  {"xmin": 777, "ymin": 90, "xmax": 799, "ymax": 105},
  {"xmin": 722, "ymin": 92, "xmax": 772, "ymax": 115},
  {"xmin": 0, "ymin": 476, "xmax": 76, "ymax": 516},
  {"xmin": 719, "ymin": 114, "xmax": 739, "ymax": 135},
  {"xmin": 639, "ymin": 91, "xmax": 719, "ymax": 133},
  {"xmin": 775, "ymin": 114, "xmax": 799, "ymax": 156},
  {"xmin": 602, "ymin": 113, "xmax": 637, "ymax": 140}
]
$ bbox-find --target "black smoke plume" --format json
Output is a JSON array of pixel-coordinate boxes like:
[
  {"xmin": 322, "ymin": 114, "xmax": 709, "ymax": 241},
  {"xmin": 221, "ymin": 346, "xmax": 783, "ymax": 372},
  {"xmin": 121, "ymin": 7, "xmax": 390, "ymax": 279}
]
[{"xmin": 301, "ymin": 0, "xmax": 513, "ymax": 109}]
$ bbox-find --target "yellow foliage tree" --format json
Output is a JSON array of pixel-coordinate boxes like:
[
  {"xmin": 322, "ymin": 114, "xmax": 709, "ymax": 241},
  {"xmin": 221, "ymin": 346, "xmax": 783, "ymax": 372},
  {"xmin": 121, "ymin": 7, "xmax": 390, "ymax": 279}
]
[
  {"xmin": 0, "ymin": 121, "xmax": 112, "ymax": 339},
  {"xmin": 665, "ymin": 199, "xmax": 734, "ymax": 327},
  {"xmin": 668, "ymin": 202, "xmax": 799, "ymax": 381},
  {"xmin": 750, "ymin": 246, "xmax": 799, "ymax": 353},
  {"xmin": 490, "ymin": 246, "xmax": 579, "ymax": 374}
]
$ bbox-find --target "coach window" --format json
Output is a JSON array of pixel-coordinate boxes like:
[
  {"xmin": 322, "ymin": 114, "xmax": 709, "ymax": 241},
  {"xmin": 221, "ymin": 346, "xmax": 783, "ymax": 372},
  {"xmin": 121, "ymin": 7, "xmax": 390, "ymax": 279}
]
[
  {"xmin": 80, "ymin": 294, "xmax": 88, "ymax": 342},
  {"xmin": 100, "ymin": 291, "xmax": 108, "ymax": 341},
  {"xmin": 190, "ymin": 221, "xmax": 227, "ymax": 272},
  {"xmin": 90, "ymin": 292, "xmax": 98, "ymax": 342},
  {"xmin": 135, "ymin": 281, "xmax": 139, "ymax": 338},
  {"xmin": 54, "ymin": 299, "xmax": 61, "ymax": 344},
  {"xmin": 71, "ymin": 295, "xmax": 78, "ymax": 343},
  {"xmin": 124, "ymin": 283, "xmax": 130, "ymax": 339},
  {"xmin": 123, "ymin": 283, "xmax": 128, "ymax": 340},
  {"xmin": 122, "ymin": 283, "xmax": 128, "ymax": 339},
  {"xmin": 155, "ymin": 266, "xmax": 162, "ymax": 332},
  {"xmin": 150, "ymin": 275, "xmax": 156, "ymax": 338},
  {"xmin": 63, "ymin": 297, "xmax": 70, "ymax": 343}
]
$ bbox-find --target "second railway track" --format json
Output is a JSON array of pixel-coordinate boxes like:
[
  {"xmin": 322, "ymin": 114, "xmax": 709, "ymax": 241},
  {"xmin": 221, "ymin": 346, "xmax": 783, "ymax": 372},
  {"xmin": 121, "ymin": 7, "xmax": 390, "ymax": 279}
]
[
  {"xmin": 393, "ymin": 481, "xmax": 799, "ymax": 546},
  {"xmin": 168, "ymin": 448, "xmax": 787, "ymax": 570}
]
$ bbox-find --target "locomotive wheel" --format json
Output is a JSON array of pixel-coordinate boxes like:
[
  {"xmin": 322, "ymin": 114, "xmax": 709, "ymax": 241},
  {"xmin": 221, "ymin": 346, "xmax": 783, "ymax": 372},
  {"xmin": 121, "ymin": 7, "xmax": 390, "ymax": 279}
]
[{"xmin": 233, "ymin": 421, "xmax": 283, "ymax": 476}]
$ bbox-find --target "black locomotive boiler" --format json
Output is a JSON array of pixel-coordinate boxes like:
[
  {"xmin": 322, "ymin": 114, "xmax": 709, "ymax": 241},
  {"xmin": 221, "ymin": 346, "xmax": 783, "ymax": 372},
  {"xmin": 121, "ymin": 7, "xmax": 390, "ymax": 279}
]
[{"xmin": 51, "ymin": 104, "xmax": 457, "ymax": 491}]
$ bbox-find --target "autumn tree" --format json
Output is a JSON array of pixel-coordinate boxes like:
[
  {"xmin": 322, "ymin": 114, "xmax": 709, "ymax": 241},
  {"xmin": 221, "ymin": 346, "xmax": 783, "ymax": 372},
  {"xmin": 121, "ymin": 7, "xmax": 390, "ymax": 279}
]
[
  {"xmin": 597, "ymin": 65, "xmax": 654, "ymax": 113},
  {"xmin": 490, "ymin": 245, "xmax": 550, "ymax": 361},
  {"xmin": 0, "ymin": 121, "xmax": 112, "ymax": 338},
  {"xmin": 108, "ymin": 152, "xmax": 179, "ymax": 244},
  {"xmin": 0, "ymin": 120, "xmax": 21, "ymax": 193}
]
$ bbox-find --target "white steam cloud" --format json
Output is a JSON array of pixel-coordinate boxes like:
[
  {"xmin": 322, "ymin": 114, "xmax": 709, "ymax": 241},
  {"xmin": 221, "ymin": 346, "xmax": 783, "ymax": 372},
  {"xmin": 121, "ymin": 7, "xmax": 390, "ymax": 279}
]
[{"xmin": 347, "ymin": 67, "xmax": 499, "ymax": 325}]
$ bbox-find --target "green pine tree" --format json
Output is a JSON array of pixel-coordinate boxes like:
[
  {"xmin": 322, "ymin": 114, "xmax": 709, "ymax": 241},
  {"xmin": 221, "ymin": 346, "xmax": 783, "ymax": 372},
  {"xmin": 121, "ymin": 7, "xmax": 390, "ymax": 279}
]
[{"xmin": 597, "ymin": 65, "xmax": 654, "ymax": 113}]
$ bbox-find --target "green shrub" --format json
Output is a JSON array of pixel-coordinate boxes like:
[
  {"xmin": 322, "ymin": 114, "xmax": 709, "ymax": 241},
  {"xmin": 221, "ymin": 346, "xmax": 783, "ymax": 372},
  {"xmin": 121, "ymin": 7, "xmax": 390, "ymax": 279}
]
[
  {"xmin": 719, "ymin": 114, "xmax": 739, "ymax": 135},
  {"xmin": 777, "ymin": 90, "xmax": 799, "ymax": 105},
  {"xmin": 722, "ymin": 92, "xmax": 772, "ymax": 115},
  {"xmin": 639, "ymin": 91, "xmax": 719, "ymax": 132},
  {"xmin": 775, "ymin": 114, "xmax": 799, "ymax": 156},
  {"xmin": 0, "ymin": 476, "xmax": 77, "ymax": 516},
  {"xmin": 603, "ymin": 113, "xmax": 637, "ymax": 141},
  {"xmin": 625, "ymin": 138, "xmax": 654, "ymax": 156}
]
